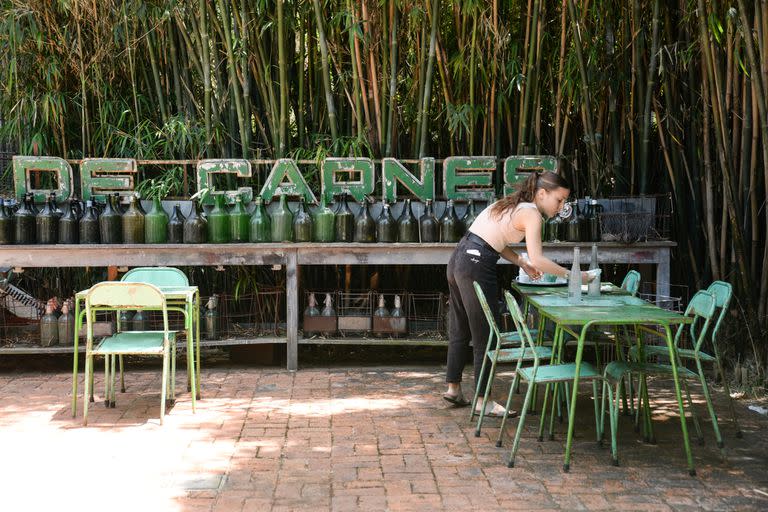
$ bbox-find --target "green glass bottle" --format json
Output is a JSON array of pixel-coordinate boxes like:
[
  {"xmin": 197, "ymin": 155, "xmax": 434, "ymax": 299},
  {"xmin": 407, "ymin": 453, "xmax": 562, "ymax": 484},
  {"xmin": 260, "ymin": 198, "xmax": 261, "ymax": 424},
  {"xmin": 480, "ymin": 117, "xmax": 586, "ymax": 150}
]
[
  {"xmin": 376, "ymin": 200, "xmax": 397, "ymax": 243},
  {"xmin": 270, "ymin": 193, "xmax": 294, "ymax": 242},
  {"xmin": 397, "ymin": 199, "xmax": 419, "ymax": 243},
  {"xmin": 13, "ymin": 194, "xmax": 36, "ymax": 244},
  {"xmin": 36, "ymin": 193, "xmax": 59, "ymax": 244},
  {"xmin": 439, "ymin": 199, "xmax": 461, "ymax": 243},
  {"xmin": 58, "ymin": 200, "xmax": 79, "ymax": 244},
  {"xmin": 167, "ymin": 204, "xmax": 185, "ymax": 243},
  {"xmin": 419, "ymin": 200, "xmax": 438, "ymax": 243},
  {"xmin": 228, "ymin": 195, "xmax": 250, "ymax": 243},
  {"xmin": 144, "ymin": 196, "xmax": 169, "ymax": 244},
  {"xmin": 122, "ymin": 194, "xmax": 145, "ymax": 244},
  {"xmin": 293, "ymin": 197, "xmax": 313, "ymax": 242},
  {"xmin": 460, "ymin": 199, "xmax": 477, "ymax": 235},
  {"xmin": 354, "ymin": 199, "xmax": 376, "ymax": 243},
  {"xmin": 184, "ymin": 199, "xmax": 208, "ymax": 243},
  {"xmin": 249, "ymin": 196, "xmax": 271, "ymax": 242},
  {"xmin": 207, "ymin": 193, "xmax": 231, "ymax": 243},
  {"xmin": 312, "ymin": 195, "xmax": 335, "ymax": 242},
  {"xmin": 566, "ymin": 202, "xmax": 581, "ymax": 242},
  {"xmin": 79, "ymin": 200, "xmax": 100, "ymax": 243},
  {"xmin": 334, "ymin": 193, "xmax": 354, "ymax": 242},
  {"xmin": 0, "ymin": 199, "xmax": 12, "ymax": 245},
  {"xmin": 100, "ymin": 193, "xmax": 123, "ymax": 243}
]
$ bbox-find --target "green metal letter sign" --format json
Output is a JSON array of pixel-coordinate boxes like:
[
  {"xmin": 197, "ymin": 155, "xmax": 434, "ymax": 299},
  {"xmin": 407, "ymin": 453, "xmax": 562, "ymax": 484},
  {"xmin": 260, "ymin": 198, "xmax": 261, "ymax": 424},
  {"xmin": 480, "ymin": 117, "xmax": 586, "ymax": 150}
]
[
  {"xmin": 196, "ymin": 159, "xmax": 253, "ymax": 205},
  {"xmin": 503, "ymin": 156, "xmax": 557, "ymax": 196},
  {"xmin": 80, "ymin": 158, "xmax": 138, "ymax": 201},
  {"xmin": 321, "ymin": 158, "xmax": 375, "ymax": 203},
  {"xmin": 13, "ymin": 156, "xmax": 73, "ymax": 202},
  {"xmin": 381, "ymin": 158, "xmax": 435, "ymax": 202},
  {"xmin": 442, "ymin": 156, "xmax": 496, "ymax": 201},
  {"xmin": 260, "ymin": 159, "xmax": 316, "ymax": 203}
]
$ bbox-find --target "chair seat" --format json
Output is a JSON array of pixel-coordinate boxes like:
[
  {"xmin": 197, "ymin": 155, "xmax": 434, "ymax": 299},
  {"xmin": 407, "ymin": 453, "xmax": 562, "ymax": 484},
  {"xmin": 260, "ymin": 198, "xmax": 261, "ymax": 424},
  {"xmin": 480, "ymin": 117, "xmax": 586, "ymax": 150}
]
[
  {"xmin": 630, "ymin": 345, "xmax": 716, "ymax": 362},
  {"xmin": 95, "ymin": 331, "xmax": 176, "ymax": 355},
  {"xmin": 604, "ymin": 360, "xmax": 697, "ymax": 382},
  {"xmin": 518, "ymin": 362, "xmax": 601, "ymax": 383},
  {"xmin": 488, "ymin": 345, "xmax": 554, "ymax": 363}
]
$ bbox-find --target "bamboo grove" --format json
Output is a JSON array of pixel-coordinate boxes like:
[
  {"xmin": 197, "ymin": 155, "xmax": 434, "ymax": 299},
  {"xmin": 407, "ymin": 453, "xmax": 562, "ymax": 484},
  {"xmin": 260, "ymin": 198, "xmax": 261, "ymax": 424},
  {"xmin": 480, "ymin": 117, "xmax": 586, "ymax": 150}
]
[{"xmin": 1, "ymin": 2, "xmax": 767, "ymax": 355}]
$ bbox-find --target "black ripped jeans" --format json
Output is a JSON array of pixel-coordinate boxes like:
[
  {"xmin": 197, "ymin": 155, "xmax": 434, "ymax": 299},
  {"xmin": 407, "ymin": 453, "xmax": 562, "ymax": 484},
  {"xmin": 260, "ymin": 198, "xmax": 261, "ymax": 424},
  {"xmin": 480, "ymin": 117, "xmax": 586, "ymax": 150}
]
[{"xmin": 446, "ymin": 232, "xmax": 501, "ymax": 393}]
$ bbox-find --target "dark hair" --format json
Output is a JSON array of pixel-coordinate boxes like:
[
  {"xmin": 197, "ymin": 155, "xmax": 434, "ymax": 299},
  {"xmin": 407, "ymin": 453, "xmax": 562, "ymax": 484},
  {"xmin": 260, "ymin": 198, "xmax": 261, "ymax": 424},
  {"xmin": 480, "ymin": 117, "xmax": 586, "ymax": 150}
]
[{"xmin": 490, "ymin": 171, "xmax": 570, "ymax": 220}]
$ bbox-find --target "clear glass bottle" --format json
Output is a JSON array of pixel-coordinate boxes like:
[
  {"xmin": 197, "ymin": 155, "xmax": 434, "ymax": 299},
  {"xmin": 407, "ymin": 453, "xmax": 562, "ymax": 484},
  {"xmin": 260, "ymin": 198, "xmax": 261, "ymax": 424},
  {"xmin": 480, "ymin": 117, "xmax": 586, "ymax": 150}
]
[
  {"xmin": 568, "ymin": 246, "xmax": 582, "ymax": 304},
  {"xmin": 588, "ymin": 244, "xmax": 601, "ymax": 297}
]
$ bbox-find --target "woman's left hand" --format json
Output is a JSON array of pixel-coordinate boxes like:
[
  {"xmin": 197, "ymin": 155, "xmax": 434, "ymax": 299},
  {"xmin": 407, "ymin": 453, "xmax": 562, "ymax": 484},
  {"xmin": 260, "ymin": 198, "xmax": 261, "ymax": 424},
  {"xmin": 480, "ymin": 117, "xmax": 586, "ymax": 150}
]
[{"xmin": 521, "ymin": 261, "xmax": 543, "ymax": 281}]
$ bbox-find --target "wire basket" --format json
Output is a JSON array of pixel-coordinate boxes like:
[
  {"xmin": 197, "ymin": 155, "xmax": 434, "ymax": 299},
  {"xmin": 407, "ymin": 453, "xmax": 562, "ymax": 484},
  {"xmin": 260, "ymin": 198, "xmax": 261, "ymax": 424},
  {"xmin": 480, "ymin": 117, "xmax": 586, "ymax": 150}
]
[
  {"xmin": 407, "ymin": 292, "xmax": 446, "ymax": 337},
  {"xmin": 336, "ymin": 290, "xmax": 373, "ymax": 333},
  {"xmin": 597, "ymin": 194, "xmax": 672, "ymax": 243},
  {"xmin": 201, "ymin": 289, "xmax": 286, "ymax": 339},
  {"xmin": 371, "ymin": 291, "xmax": 409, "ymax": 337},
  {"xmin": 302, "ymin": 290, "xmax": 337, "ymax": 337}
]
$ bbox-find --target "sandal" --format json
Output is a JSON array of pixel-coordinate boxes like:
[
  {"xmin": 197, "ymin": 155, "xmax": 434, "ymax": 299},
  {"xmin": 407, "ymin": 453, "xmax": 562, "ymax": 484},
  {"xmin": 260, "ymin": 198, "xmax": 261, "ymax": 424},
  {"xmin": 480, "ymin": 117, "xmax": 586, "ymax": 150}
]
[{"xmin": 443, "ymin": 393, "xmax": 471, "ymax": 407}]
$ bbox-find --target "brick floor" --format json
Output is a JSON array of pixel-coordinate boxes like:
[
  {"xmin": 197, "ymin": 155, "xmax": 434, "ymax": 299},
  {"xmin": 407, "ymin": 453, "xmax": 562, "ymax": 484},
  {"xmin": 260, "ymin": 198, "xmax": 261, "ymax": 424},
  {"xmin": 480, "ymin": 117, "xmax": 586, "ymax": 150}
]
[{"xmin": 0, "ymin": 365, "xmax": 766, "ymax": 511}]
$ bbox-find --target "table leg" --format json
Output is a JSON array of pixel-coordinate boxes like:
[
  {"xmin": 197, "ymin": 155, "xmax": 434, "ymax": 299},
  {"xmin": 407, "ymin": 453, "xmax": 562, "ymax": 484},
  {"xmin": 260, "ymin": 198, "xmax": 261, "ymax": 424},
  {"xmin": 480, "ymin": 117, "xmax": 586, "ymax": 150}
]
[
  {"xmin": 663, "ymin": 322, "xmax": 695, "ymax": 476},
  {"xmin": 286, "ymin": 251, "xmax": 298, "ymax": 371},
  {"xmin": 563, "ymin": 323, "xmax": 588, "ymax": 472}
]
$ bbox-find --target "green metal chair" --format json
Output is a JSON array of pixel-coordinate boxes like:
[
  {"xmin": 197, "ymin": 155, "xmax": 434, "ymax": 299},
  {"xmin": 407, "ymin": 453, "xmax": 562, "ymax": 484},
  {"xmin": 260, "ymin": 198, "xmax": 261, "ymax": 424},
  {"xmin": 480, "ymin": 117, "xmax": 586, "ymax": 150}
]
[
  {"xmin": 82, "ymin": 281, "xmax": 177, "ymax": 425},
  {"xmin": 119, "ymin": 267, "xmax": 199, "ymax": 401},
  {"xmin": 602, "ymin": 290, "xmax": 717, "ymax": 473},
  {"xmin": 469, "ymin": 282, "xmax": 553, "ymax": 437},
  {"xmin": 621, "ymin": 270, "xmax": 641, "ymax": 295},
  {"xmin": 631, "ymin": 281, "xmax": 740, "ymax": 442},
  {"xmin": 497, "ymin": 290, "xmax": 603, "ymax": 469}
]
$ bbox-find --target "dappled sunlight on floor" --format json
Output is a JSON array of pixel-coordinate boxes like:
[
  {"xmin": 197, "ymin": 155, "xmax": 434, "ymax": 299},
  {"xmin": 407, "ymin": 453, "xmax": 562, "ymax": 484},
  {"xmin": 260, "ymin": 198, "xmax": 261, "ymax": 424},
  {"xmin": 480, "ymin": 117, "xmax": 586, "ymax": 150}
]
[{"xmin": 0, "ymin": 368, "xmax": 766, "ymax": 511}]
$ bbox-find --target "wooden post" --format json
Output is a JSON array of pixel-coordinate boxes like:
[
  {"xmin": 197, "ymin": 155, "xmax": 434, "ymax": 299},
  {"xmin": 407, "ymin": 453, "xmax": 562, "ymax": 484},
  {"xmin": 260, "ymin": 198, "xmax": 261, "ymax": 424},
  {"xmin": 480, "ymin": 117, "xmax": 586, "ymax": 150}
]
[{"xmin": 286, "ymin": 250, "xmax": 298, "ymax": 371}]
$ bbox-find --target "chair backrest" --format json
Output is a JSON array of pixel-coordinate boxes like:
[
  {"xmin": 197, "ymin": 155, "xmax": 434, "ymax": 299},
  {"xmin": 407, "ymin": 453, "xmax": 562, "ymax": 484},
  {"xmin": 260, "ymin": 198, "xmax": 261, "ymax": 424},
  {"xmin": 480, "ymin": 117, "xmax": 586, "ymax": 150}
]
[
  {"xmin": 85, "ymin": 281, "xmax": 169, "ymax": 344},
  {"xmin": 621, "ymin": 270, "xmax": 641, "ymax": 296},
  {"xmin": 675, "ymin": 290, "xmax": 716, "ymax": 351},
  {"xmin": 121, "ymin": 267, "xmax": 189, "ymax": 287},
  {"xmin": 472, "ymin": 281, "xmax": 503, "ymax": 351},
  {"xmin": 706, "ymin": 280, "xmax": 732, "ymax": 345},
  {"xmin": 503, "ymin": 291, "xmax": 541, "ymax": 368}
]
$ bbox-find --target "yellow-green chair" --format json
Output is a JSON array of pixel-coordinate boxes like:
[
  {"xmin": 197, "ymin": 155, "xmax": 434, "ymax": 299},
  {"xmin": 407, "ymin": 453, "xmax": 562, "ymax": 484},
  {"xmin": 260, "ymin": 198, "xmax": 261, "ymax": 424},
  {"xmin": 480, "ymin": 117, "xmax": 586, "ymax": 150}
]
[{"xmin": 82, "ymin": 281, "xmax": 177, "ymax": 425}]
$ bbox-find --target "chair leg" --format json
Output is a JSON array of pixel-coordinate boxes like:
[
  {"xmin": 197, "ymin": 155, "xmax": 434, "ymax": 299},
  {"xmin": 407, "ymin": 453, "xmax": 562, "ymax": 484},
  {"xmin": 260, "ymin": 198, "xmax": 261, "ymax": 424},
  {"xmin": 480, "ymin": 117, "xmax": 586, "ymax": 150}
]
[
  {"xmin": 537, "ymin": 383, "xmax": 552, "ymax": 442},
  {"xmin": 714, "ymin": 356, "xmax": 741, "ymax": 438},
  {"xmin": 548, "ymin": 382, "xmax": 560, "ymax": 441},
  {"xmin": 681, "ymin": 375, "xmax": 704, "ymax": 445},
  {"xmin": 119, "ymin": 355, "xmax": 125, "ymax": 393},
  {"xmin": 497, "ymin": 372, "xmax": 521, "ymax": 447},
  {"xmin": 160, "ymin": 343, "xmax": 170, "ymax": 425},
  {"xmin": 592, "ymin": 380, "xmax": 601, "ymax": 444},
  {"xmin": 507, "ymin": 377, "xmax": 536, "ymax": 468},
  {"xmin": 104, "ymin": 355, "xmax": 110, "ymax": 408},
  {"xmin": 609, "ymin": 380, "xmax": 621, "ymax": 466},
  {"xmin": 474, "ymin": 355, "xmax": 498, "ymax": 438},
  {"xmin": 695, "ymin": 358, "xmax": 725, "ymax": 451},
  {"xmin": 188, "ymin": 333, "xmax": 196, "ymax": 413},
  {"xmin": 109, "ymin": 355, "xmax": 117, "ymax": 408},
  {"xmin": 83, "ymin": 353, "xmax": 92, "ymax": 426},
  {"xmin": 470, "ymin": 349, "xmax": 491, "ymax": 420}
]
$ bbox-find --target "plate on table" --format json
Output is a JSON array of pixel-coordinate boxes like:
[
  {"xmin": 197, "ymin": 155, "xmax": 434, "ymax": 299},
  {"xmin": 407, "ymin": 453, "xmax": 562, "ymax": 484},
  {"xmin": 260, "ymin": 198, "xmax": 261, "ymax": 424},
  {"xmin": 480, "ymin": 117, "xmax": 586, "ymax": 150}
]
[{"xmin": 514, "ymin": 276, "xmax": 568, "ymax": 286}]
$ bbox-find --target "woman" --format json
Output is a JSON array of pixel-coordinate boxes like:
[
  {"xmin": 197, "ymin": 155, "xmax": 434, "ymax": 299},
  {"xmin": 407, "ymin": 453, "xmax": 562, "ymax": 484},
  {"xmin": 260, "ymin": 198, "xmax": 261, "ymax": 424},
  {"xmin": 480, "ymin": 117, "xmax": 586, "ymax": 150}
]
[{"xmin": 443, "ymin": 170, "xmax": 589, "ymax": 415}]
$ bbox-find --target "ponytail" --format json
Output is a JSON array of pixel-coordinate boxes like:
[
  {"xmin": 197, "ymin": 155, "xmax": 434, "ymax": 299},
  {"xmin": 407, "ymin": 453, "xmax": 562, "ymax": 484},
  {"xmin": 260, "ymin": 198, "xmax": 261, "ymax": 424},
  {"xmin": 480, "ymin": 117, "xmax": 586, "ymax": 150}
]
[{"xmin": 490, "ymin": 170, "xmax": 569, "ymax": 220}]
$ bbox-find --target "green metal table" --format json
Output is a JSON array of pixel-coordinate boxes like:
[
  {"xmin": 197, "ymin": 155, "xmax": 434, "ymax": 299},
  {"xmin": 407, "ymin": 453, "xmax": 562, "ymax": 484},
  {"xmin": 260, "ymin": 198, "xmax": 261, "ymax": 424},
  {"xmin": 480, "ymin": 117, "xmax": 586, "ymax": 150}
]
[{"xmin": 511, "ymin": 283, "xmax": 695, "ymax": 473}]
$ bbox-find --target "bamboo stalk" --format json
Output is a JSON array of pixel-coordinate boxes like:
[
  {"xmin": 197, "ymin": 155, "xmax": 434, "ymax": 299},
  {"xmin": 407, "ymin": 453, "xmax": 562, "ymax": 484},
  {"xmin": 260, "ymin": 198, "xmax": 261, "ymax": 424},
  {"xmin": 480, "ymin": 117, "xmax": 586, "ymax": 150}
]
[
  {"xmin": 312, "ymin": 0, "xmax": 339, "ymax": 142},
  {"xmin": 418, "ymin": 0, "xmax": 440, "ymax": 158}
]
